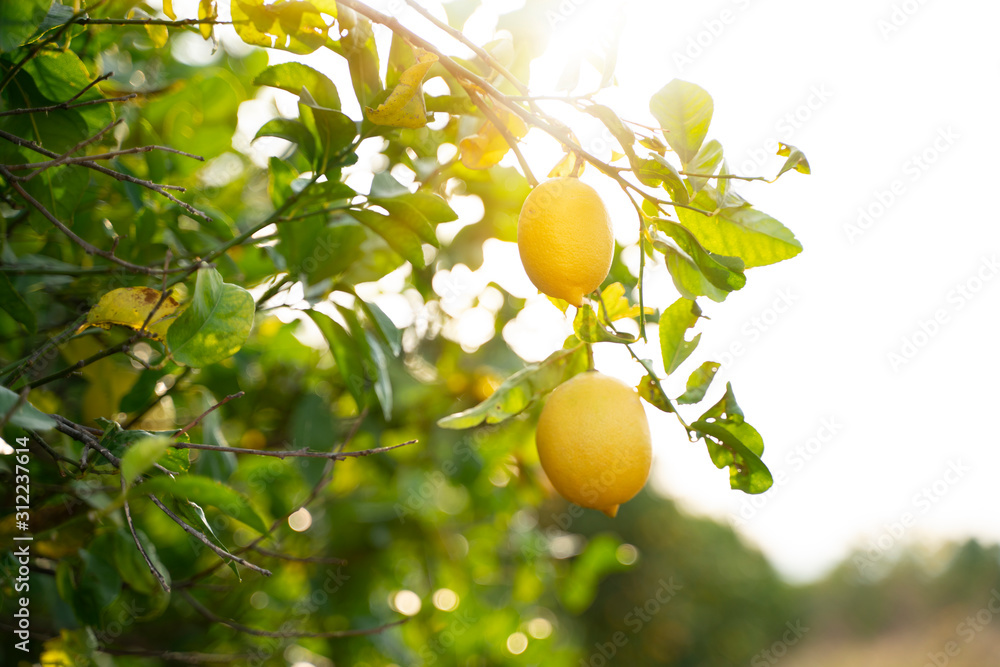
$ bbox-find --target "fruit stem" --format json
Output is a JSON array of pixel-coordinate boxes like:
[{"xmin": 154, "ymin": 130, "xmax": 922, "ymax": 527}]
[{"xmin": 585, "ymin": 343, "xmax": 594, "ymax": 371}]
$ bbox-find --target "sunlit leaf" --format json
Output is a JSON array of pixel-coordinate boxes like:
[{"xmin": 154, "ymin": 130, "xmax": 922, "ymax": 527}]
[
  {"xmin": 775, "ymin": 142, "xmax": 811, "ymax": 179},
  {"xmin": 573, "ymin": 305, "xmax": 636, "ymax": 344},
  {"xmin": 81, "ymin": 287, "xmax": 181, "ymax": 342},
  {"xmin": 167, "ymin": 268, "xmax": 254, "ymax": 367},
  {"xmin": 438, "ymin": 346, "xmax": 589, "ymax": 429},
  {"xmin": 676, "ymin": 361, "xmax": 721, "ymax": 405},
  {"xmin": 677, "ymin": 191, "xmax": 803, "ymax": 268},
  {"xmin": 142, "ymin": 474, "xmax": 269, "ymax": 534},
  {"xmin": 459, "ymin": 107, "xmax": 528, "ymax": 170},
  {"xmin": 231, "ymin": 0, "xmax": 328, "ymax": 54},
  {"xmin": 659, "ymin": 297, "xmax": 702, "ymax": 375},
  {"xmin": 649, "ymin": 79, "xmax": 714, "ymax": 167},
  {"xmin": 254, "ymin": 62, "xmax": 341, "ymax": 110},
  {"xmin": 120, "ymin": 435, "xmax": 171, "ymax": 485},
  {"xmin": 365, "ymin": 49, "xmax": 438, "ymax": 128}
]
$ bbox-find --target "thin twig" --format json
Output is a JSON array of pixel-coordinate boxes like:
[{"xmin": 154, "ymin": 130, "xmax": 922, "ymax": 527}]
[
  {"xmin": 148, "ymin": 495, "xmax": 272, "ymax": 577},
  {"xmin": 121, "ymin": 475, "xmax": 171, "ymax": 592},
  {"xmin": 10, "ymin": 144, "xmax": 205, "ymax": 177},
  {"xmin": 248, "ymin": 546, "xmax": 347, "ymax": 565},
  {"xmin": 0, "ymin": 129, "xmax": 210, "ymax": 220},
  {"xmin": 0, "ymin": 94, "xmax": 137, "ymax": 117},
  {"xmin": 0, "ymin": 387, "xmax": 29, "ymax": 432},
  {"xmin": 97, "ymin": 648, "xmax": 249, "ymax": 664},
  {"xmin": 0, "ymin": 165, "xmax": 194, "ymax": 274},
  {"xmin": 174, "ymin": 411, "xmax": 369, "ymax": 588},
  {"xmin": 167, "ymin": 439, "xmax": 415, "ymax": 460},
  {"xmin": 174, "ymin": 391, "xmax": 245, "ymax": 437},
  {"xmin": 466, "ymin": 90, "xmax": 537, "ymax": 187},
  {"xmin": 401, "ymin": 0, "xmax": 528, "ymax": 95},
  {"xmin": 21, "ymin": 118, "xmax": 123, "ymax": 181},
  {"xmin": 75, "ymin": 17, "xmax": 233, "ymax": 26},
  {"xmin": 179, "ymin": 590, "xmax": 407, "ymax": 638}
]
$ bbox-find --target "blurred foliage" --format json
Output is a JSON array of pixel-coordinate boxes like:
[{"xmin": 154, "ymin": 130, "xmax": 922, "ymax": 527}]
[{"xmin": 0, "ymin": 0, "xmax": 816, "ymax": 665}]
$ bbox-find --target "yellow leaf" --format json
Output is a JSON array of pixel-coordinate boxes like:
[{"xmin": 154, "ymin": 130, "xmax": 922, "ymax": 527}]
[
  {"xmin": 596, "ymin": 283, "xmax": 654, "ymax": 324},
  {"xmin": 364, "ymin": 49, "xmax": 438, "ymax": 128},
  {"xmin": 459, "ymin": 108, "xmax": 528, "ymax": 170},
  {"xmin": 80, "ymin": 287, "xmax": 181, "ymax": 342},
  {"xmin": 199, "ymin": 0, "xmax": 215, "ymax": 40},
  {"xmin": 548, "ymin": 151, "xmax": 585, "ymax": 178},
  {"xmin": 146, "ymin": 23, "xmax": 169, "ymax": 48},
  {"xmin": 163, "ymin": 0, "xmax": 176, "ymax": 19}
]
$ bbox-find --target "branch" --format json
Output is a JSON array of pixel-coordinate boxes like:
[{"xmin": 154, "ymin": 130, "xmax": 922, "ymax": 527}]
[
  {"xmin": 0, "ymin": 72, "xmax": 133, "ymax": 117},
  {"xmin": 0, "ymin": 164, "xmax": 199, "ymax": 274},
  {"xmin": 248, "ymin": 546, "xmax": 347, "ymax": 565},
  {"xmin": 97, "ymin": 648, "xmax": 250, "ymax": 664},
  {"xmin": 174, "ymin": 392, "xmax": 244, "ymax": 438},
  {"xmin": 0, "ymin": 129, "xmax": 210, "ymax": 221},
  {"xmin": 148, "ymin": 494, "xmax": 273, "ymax": 577},
  {"xmin": 179, "ymin": 589, "xmax": 408, "ymax": 638},
  {"xmin": 466, "ymin": 90, "xmax": 537, "ymax": 187},
  {"xmin": 167, "ymin": 439, "xmax": 416, "ymax": 461},
  {"xmin": 75, "ymin": 17, "xmax": 233, "ymax": 27},
  {"xmin": 401, "ymin": 0, "xmax": 528, "ymax": 96},
  {"xmin": 121, "ymin": 475, "xmax": 171, "ymax": 592}
]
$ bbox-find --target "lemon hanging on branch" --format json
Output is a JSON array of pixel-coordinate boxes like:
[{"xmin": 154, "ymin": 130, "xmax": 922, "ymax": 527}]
[
  {"xmin": 535, "ymin": 371, "xmax": 652, "ymax": 517},
  {"xmin": 517, "ymin": 177, "xmax": 614, "ymax": 307}
]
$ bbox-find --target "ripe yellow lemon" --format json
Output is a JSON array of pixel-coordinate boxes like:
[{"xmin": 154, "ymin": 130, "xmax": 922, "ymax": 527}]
[
  {"xmin": 535, "ymin": 371, "xmax": 652, "ymax": 517},
  {"xmin": 517, "ymin": 177, "xmax": 614, "ymax": 307}
]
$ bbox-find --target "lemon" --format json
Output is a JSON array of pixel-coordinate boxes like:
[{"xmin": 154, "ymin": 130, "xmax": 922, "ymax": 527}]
[
  {"xmin": 535, "ymin": 371, "xmax": 652, "ymax": 517},
  {"xmin": 517, "ymin": 177, "xmax": 614, "ymax": 307}
]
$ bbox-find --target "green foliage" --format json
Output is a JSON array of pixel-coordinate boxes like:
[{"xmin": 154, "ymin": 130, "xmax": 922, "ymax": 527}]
[{"xmin": 0, "ymin": 0, "xmax": 809, "ymax": 663}]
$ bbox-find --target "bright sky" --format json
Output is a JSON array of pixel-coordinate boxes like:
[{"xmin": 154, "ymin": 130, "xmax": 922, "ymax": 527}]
[{"xmin": 170, "ymin": 0, "xmax": 1000, "ymax": 582}]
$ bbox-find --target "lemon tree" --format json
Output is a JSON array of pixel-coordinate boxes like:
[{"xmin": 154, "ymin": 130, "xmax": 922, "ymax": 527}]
[{"xmin": 1, "ymin": 0, "xmax": 804, "ymax": 664}]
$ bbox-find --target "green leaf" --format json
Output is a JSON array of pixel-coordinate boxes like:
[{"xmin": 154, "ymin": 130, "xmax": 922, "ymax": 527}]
[
  {"xmin": 254, "ymin": 118, "xmax": 316, "ymax": 164},
  {"xmin": 659, "ymin": 297, "xmax": 702, "ymax": 375},
  {"xmin": 22, "ymin": 50, "xmax": 113, "ymax": 135},
  {"xmin": 637, "ymin": 374, "xmax": 674, "ymax": 414},
  {"xmin": 649, "ymin": 79, "xmax": 714, "ymax": 167},
  {"xmin": 166, "ymin": 496, "xmax": 241, "ymax": 580},
  {"xmin": 573, "ymin": 305, "xmax": 636, "ymax": 344},
  {"xmin": 653, "ymin": 220, "xmax": 746, "ymax": 292},
  {"xmin": 306, "ymin": 310, "xmax": 369, "ymax": 410},
  {"xmin": 692, "ymin": 383, "xmax": 771, "ymax": 494},
  {"xmin": 112, "ymin": 528, "xmax": 170, "ymax": 595},
  {"xmin": 356, "ymin": 297, "xmax": 402, "ymax": 357},
  {"xmin": 583, "ymin": 104, "xmax": 637, "ymax": 162},
  {"xmin": 0, "ymin": 0, "xmax": 50, "ymax": 51},
  {"xmin": 677, "ymin": 191, "xmax": 803, "ymax": 268},
  {"xmin": 676, "ymin": 362, "xmax": 721, "ymax": 405},
  {"xmin": 0, "ymin": 386, "xmax": 55, "ymax": 431},
  {"xmin": 338, "ymin": 7, "xmax": 383, "ymax": 109},
  {"xmin": 684, "ymin": 139, "xmax": 723, "ymax": 193},
  {"xmin": 0, "ymin": 272, "xmax": 36, "ymax": 333},
  {"xmin": 253, "ymin": 62, "xmax": 341, "ymax": 109},
  {"xmin": 348, "ymin": 208, "xmax": 427, "ymax": 269},
  {"xmin": 298, "ymin": 93, "xmax": 358, "ymax": 173},
  {"xmin": 661, "ymin": 245, "xmax": 728, "ymax": 303},
  {"xmin": 644, "ymin": 155, "xmax": 689, "ymax": 205},
  {"xmin": 692, "ymin": 419, "xmax": 772, "ymax": 494},
  {"xmin": 437, "ymin": 346, "xmax": 589, "ymax": 429},
  {"xmin": 167, "ymin": 267, "xmax": 255, "ymax": 367},
  {"xmin": 120, "ymin": 435, "xmax": 171, "ymax": 485},
  {"xmin": 142, "ymin": 475, "xmax": 268, "ymax": 534},
  {"xmin": 775, "ymin": 142, "xmax": 811, "ymax": 179}
]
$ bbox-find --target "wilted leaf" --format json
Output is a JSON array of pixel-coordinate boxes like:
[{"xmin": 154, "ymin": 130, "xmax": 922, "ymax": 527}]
[
  {"xmin": 775, "ymin": 142, "xmax": 811, "ymax": 179},
  {"xmin": 81, "ymin": 287, "xmax": 181, "ymax": 342},
  {"xmin": 365, "ymin": 49, "xmax": 438, "ymax": 128},
  {"xmin": 459, "ymin": 107, "xmax": 528, "ymax": 170}
]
